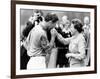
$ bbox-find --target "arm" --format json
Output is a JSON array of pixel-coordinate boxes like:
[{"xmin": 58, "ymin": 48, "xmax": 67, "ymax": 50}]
[
  {"xmin": 57, "ymin": 32, "xmax": 70, "ymax": 45},
  {"xmin": 45, "ymin": 29, "xmax": 56, "ymax": 53},
  {"xmin": 49, "ymin": 29, "xmax": 56, "ymax": 47}
]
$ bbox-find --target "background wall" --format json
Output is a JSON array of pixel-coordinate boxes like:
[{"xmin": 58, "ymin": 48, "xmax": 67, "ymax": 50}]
[{"xmin": 0, "ymin": 0, "xmax": 99, "ymax": 79}]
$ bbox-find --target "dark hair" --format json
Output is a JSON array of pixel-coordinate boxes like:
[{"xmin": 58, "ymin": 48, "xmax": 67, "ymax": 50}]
[
  {"xmin": 34, "ymin": 9, "xmax": 43, "ymax": 16},
  {"xmin": 71, "ymin": 18, "xmax": 83, "ymax": 33},
  {"xmin": 44, "ymin": 13, "xmax": 59, "ymax": 23}
]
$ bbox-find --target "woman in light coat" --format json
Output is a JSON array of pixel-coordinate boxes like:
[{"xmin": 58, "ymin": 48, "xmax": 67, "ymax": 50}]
[{"xmin": 56, "ymin": 19, "xmax": 87, "ymax": 67}]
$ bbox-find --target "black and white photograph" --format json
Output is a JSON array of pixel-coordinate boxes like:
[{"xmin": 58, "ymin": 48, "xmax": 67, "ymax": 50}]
[
  {"xmin": 11, "ymin": 1, "xmax": 97, "ymax": 78},
  {"xmin": 20, "ymin": 9, "xmax": 90, "ymax": 70}
]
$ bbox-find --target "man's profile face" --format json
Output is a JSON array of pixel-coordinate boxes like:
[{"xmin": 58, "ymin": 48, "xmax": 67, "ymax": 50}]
[{"xmin": 47, "ymin": 22, "xmax": 56, "ymax": 30}]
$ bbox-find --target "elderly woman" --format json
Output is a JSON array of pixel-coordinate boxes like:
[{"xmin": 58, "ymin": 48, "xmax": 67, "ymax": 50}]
[{"xmin": 56, "ymin": 18, "xmax": 86, "ymax": 67}]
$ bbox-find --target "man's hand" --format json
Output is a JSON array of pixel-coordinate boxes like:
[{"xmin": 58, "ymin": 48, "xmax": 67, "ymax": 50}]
[{"xmin": 50, "ymin": 28, "xmax": 57, "ymax": 37}]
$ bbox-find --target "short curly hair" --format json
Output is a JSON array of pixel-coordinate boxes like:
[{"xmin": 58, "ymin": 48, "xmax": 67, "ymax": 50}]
[{"xmin": 71, "ymin": 18, "xmax": 83, "ymax": 33}]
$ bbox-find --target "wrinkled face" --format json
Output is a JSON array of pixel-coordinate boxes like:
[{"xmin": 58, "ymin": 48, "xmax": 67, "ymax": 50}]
[
  {"xmin": 84, "ymin": 17, "xmax": 90, "ymax": 25},
  {"xmin": 70, "ymin": 24, "xmax": 77, "ymax": 35}
]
